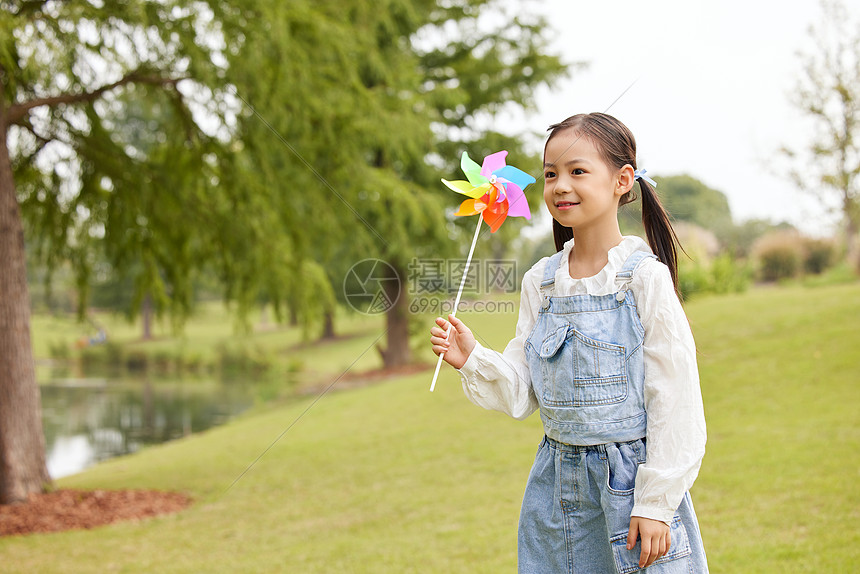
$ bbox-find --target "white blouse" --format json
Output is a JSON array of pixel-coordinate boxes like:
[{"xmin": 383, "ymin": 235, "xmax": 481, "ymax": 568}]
[{"xmin": 456, "ymin": 235, "xmax": 707, "ymax": 524}]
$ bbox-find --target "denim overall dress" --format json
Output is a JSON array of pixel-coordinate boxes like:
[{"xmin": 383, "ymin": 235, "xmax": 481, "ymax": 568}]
[{"xmin": 519, "ymin": 249, "xmax": 709, "ymax": 573}]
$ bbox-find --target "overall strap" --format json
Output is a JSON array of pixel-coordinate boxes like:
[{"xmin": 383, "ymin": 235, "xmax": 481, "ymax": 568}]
[
  {"xmin": 614, "ymin": 250, "xmax": 657, "ymax": 301},
  {"xmin": 538, "ymin": 250, "xmax": 565, "ymax": 308},
  {"xmin": 615, "ymin": 250, "xmax": 657, "ymax": 281}
]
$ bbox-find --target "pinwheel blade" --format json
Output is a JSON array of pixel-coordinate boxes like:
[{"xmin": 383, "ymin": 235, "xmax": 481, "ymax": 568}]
[
  {"xmin": 491, "ymin": 181, "xmax": 506, "ymax": 202},
  {"xmin": 502, "ymin": 182, "xmax": 531, "ymax": 219},
  {"xmin": 495, "ymin": 165, "xmax": 536, "ymax": 191},
  {"xmin": 454, "ymin": 197, "xmax": 485, "ymax": 216},
  {"xmin": 474, "ymin": 195, "xmax": 489, "ymax": 211},
  {"xmin": 460, "ymin": 152, "xmax": 486, "ymax": 187},
  {"xmin": 483, "ymin": 196, "xmax": 508, "ymax": 232},
  {"xmin": 441, "ymin": 179, "xmax": 486, "ymax": 199},
  {"xmin": 480, "ymin": 150, "xmax": 508, "ymax": 178},
  {"xmin": 486, "ymin": 184, "xmax": 499, "ymax": 205}
]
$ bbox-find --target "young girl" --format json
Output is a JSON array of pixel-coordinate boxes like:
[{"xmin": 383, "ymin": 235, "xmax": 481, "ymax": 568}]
[{"xmin": 430, "ymin": 113, "xmax": 708, "ymax": 573}]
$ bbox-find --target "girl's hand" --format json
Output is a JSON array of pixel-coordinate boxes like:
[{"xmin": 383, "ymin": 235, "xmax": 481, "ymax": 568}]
[
  {"xmin": 627, "ymin": 516, "xmax": 671, "ymax": 569},
  {"xmin": 430, "ymin": 314, "xmax": 476, "ymax": 370}
]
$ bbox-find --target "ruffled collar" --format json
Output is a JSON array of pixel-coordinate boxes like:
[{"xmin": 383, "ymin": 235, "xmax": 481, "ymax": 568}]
[{"xmin": 553, "ymin": 235, "xmax": 652, "ymax": 295}]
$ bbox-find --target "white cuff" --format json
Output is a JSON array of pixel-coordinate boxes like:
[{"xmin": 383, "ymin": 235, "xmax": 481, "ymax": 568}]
[
  {"xmin": 456, "ymin": 341, "xmax": 484, "ymax": 381},
  {"xmin": 630, "ymin": 504, "xmax": 675, "ymax": 526}
]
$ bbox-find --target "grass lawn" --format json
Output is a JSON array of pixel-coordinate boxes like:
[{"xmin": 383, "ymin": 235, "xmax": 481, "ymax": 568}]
[{"xmin": 2, "ymin": 282, "xmax": 858, "ymax": 572}]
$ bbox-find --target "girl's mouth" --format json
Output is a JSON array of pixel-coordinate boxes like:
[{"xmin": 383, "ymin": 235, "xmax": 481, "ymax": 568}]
[{"xmin": 556, "ymin": 201, "xmax": 579, "ymax": 210}]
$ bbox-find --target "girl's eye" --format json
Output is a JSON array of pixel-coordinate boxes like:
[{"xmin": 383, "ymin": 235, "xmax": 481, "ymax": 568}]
[
  {"xmin": 572, "ymin": 168, "xmax": 585, "ymax": 175},
  {"xmin": 544, "ymin": 171, "xmax": 556, "ymax": 179}
]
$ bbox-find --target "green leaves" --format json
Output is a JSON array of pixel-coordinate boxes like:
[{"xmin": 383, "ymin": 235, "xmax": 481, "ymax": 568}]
[{"xmin": 5, "ymin": 0, "xmax": 568, "ymax": 338}]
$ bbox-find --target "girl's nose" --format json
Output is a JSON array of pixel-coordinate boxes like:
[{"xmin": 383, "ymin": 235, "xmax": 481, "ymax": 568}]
[{"xmin": 554, "ymin": 174, "xmax": 573, "ymax": 193}]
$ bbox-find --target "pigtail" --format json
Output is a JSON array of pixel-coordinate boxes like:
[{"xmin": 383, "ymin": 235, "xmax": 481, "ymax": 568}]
[{"xmin": 638, "ymin": 178, "xmax": 681, "ymax": 295}]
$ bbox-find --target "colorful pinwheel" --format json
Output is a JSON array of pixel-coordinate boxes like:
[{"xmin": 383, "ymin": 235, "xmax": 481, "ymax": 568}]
[
  {"xmin": 430, "ymin": 150, "xmax": 536, "ymax": 392},
  {"xmin": 442, "ymin": 151, "xmax": 536, "ymax": 232}
]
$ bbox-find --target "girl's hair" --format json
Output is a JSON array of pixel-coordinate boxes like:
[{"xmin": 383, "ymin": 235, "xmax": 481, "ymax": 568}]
[{"xmin": 545, "ymin": 112, "xmax": 681, "ymax": 292}]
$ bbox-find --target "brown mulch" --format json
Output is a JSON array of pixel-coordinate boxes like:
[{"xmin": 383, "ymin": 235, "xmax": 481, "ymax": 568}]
[{"xmin": 0, "ymin": 489, "xmax": 191, "ymax": 537}]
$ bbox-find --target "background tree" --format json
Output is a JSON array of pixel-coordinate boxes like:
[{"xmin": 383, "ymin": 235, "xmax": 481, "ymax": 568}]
[
  {"xmin": 782, "ymin": 0, "xmax": 860, "ymax": 269},
  {"xmin": 368, "ymin": 0, "xmax": 565, "ymax": 365},
  {"xmin": 0, "ymin": 1, "xmax": 248, "ymax": 503},
  {"xmin": 419, "ymin": 1, "xmax": 568, "ymax": 263},
  {"xmin": 211, "ymin": 0, "xmax": 448, "ymax": 366},
  {"xmin": 230, "ymin": 0, "xmax": 567, "ymax": 366},
  {"xmin": 0, "ymin": 0, "xmax": 568, "ymax": 502}
]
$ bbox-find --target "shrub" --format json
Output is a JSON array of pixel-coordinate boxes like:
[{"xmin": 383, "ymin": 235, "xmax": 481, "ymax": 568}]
[
  {"xmin": 125, "ymin": 349, "xmax": 149, "ymax": 372},
  {"xmin": 753, "ymin": 231, "xmax": 805, "ymax": 282},
  {"xmin": 678, "ymin": 253, "xmax": 750, "ymax": 300},
  {"xmin": 752, "ymin": 232, "xmax": 840, "ymax": 281},
  {"xmin": 803, "ymin": 238, "xmax": 837, "ymax": 275},
  {"xmin": 79, "ymin": 340, "xmax": 125, "ymax": 372},
  {"xmin": 759, "ymin": 246, "xmax": 801, "ymax": 281},
  {"xmin": 678, "ymin": 258, "xmax": 712, "ymax": 299},
  {"xmin": 217, "ymin": 343, "xmax": 274, "ymax": 378},
  {"xmin": 180, "ymin": 350, "xmax": 207, "ymax": 374},
  {"xmin": 711, "ymin": 253, "xmax": 752, "ymax": 294},
  {"xmin": 152, "ymin": 349, "xmax": 178, "ymax": 375}
]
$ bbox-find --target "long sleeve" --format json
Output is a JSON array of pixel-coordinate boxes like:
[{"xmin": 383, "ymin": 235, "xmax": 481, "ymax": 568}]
[
  {"xmin": 455, "ymin": 267, "xmax": 541, "ymax": 420},
  {"xmin": 630, "ymin": 262, "xmax": 707, "ymax": 524}
]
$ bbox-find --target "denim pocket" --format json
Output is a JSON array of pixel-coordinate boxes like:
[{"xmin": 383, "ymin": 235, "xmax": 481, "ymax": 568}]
[
  {"xmin": 605, "ymin": 440, "xmax": 645, "ymax": 495},
  {"xmin": 537, "ymin": 324, "xmax": 628, "ymax": 407},
  {"xmin": 535, "ymin": 324, "xmax": 569, "ymax": 359},
  {"xmin": 534, "ymin": 325, "xmax": 573, "ymax": 407},
  {"xmin": 609, "ymin": 517, "xmax": 693, "ymax": 574},
  {"xmin": 571, "ymin": 330, "xmax": 627, "ymax": 405}
]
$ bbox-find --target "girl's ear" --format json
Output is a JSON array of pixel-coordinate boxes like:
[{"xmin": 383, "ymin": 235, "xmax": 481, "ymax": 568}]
[{"xmin": 615, "ymin": 164, "xmax": 635, "ymax": 198}]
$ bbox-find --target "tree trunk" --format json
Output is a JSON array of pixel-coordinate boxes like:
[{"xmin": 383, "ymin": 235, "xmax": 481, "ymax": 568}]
[
  {"xmin": 141, "ymin": 292, "xmax": 153, "ymax": 340},
  {"xmin": 378, "ymin": 262, "xmax": 410, "ymax": 368},
  {"xmin": 288, "ymin": 302, "xmax": 298, "ymax": 327},
  {"xmin": 0, "ymin": 126, "xmax": 52, "ymax": 504},
  {"xmin": 320, "ymin": 309, "xmax": 336, "ymax": 341}
]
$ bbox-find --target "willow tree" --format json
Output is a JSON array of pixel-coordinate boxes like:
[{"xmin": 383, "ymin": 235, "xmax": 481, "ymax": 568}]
[
  {"xmin": 419, "ymin": 1, "xmax": 568, "ymax": 260},
  {"xmin": 783, "ymin": 0, "xmax": 860, "ymax": 267},
  {"xmin": 0, "ymin": 1, "xmax": 250, "ymax": 503},
  {"xmin": 0, "ymin": 0, "xmax": 568, "ymax": 500},
  {"xmin": 384, "ymin": 0, "xmax": 566, "ymax": 364},
  {"xmin": 230, "ymin": 0, "xmax": 567, "ymax": 366}
]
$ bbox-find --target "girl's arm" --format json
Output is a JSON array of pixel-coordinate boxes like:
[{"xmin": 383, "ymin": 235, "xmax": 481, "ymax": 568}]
[
  {"xmin": 630, "ymin": 261, "xmax": 707, "ymax": 524},
  {"xmin": 441, "ymin": 268, "xmax": 541, "ymax": 420}
]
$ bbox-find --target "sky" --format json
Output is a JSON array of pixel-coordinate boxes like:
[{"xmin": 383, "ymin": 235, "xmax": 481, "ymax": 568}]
[{"xmin": 508, "ymin": 0, "xmax": 858, "ymax": 236}]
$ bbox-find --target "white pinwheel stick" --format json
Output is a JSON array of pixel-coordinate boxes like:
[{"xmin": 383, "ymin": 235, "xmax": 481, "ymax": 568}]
[
  {"xmin": 429, "ymin": 216, "xmax": 483, "ymax": 392},
  {"xmin": 430, "ymin": 150, "xmax": 535, "ymax": 392}
]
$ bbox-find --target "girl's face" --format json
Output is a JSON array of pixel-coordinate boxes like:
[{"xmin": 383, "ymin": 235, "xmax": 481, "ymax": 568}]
[{"xmin": 543, "ymin": 129, "xmax": 632, "ymax": 231}]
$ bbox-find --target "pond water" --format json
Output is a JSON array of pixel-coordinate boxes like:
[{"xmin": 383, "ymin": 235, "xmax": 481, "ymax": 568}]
[{"xmin": 41, "ymin": 376, "xmax": 260, "ymax": 479}]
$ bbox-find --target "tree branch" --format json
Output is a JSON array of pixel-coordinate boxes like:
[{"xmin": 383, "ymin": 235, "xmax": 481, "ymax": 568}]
[{"xmin": 7, "ymin": 71, "xmax": 185, "ymax": 125}]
